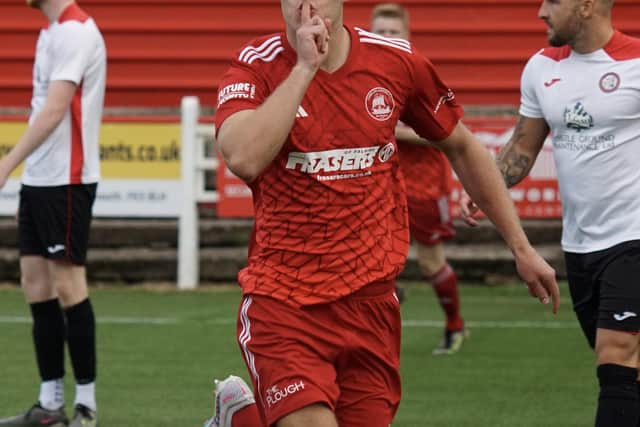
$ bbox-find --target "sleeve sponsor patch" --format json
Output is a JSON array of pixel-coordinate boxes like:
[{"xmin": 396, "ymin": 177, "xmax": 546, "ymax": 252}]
[{"xmin": 218, "ymin": 82, "xmax": 256, "ymax": 106}]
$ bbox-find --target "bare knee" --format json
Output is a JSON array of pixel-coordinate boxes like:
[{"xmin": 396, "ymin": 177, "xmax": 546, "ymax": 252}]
[
  {"xmin": 596, "ymin": 328, "xmax": 640, "ymax": 367},
  {"xmin": 48, "ymin": 260, "xmax": 89, "ymax": 308},
  {"xmin": 20, "ymin": 256, "xmax": 55, "ymax": 303},
  {"xmin": 276, "ymin": 403, "xmax": 338, "ymax": 427}
]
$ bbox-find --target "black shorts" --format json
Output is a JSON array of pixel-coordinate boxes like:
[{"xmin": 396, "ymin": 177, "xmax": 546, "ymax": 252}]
[
  {"xmin": 565, "ymin": 240, "xmax": 640, "ymax": 348},
  {"xmin": 19, "ymin": 183, "xmax": 97, "ymax": 265}
]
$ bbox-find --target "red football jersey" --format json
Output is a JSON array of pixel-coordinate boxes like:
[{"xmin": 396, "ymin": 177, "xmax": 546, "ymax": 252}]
[{"xmin": 215, "ymin": 26, "xmax": 462, "ymax": 306}]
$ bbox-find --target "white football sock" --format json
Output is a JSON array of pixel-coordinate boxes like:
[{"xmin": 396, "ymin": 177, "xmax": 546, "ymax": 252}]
[
  {"xmin": 74, "ymin": 382, "xmax": 97, "ymax": 411},
  {"xmin": 39, "ymin": 378, "xmax": 64, "ymax": 410}
]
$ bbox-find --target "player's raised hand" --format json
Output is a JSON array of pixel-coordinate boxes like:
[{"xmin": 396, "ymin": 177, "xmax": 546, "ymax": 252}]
[
  {"xmin": 513, "ymin": 245, "xmax": 560, "ymax": 314},
  {"xmin": 296, "ymin": 0, "xmax": 331, "ymax": 71}
]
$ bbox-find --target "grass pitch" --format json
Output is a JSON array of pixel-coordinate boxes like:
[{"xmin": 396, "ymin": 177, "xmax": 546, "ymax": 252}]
[{"xmin": 0, "ymin": 282, "xmax": 594, "ymax": 426}]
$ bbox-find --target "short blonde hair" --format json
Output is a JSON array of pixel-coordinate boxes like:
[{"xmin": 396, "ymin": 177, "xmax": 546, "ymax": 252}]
[{"xmin": 371, "ymin": 3, "xmax": 410, "ymax": 28}]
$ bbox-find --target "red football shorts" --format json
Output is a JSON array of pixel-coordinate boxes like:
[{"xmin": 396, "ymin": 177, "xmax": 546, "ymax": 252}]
[
  {"xmin": 408, "ymin": 195, "xmax": 455, "ymax": 246},
  {"xmin": 236, "ymin": 281, "xmax": 402, "ymax": 426}
]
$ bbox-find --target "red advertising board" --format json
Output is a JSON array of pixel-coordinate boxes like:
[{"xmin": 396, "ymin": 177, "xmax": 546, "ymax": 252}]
[{"xmin": 216, "ymin": 118, "xmax": 562, "ymax": 219}]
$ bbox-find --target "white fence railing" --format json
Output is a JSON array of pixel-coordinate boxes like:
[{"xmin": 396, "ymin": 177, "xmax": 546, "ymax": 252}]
[{"xmin": 177, "ymin": 96, "xmax": 219, "ymax": 289}]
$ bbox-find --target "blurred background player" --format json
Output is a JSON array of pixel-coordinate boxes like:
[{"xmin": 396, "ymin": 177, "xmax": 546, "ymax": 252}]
[
  {"xmin": 0, "ymin": 0, "xmax": 105, "ymax": 426},
  {"xmin": 461, "ymin": 0, "xmax": 640, "ymax": 425},
  {"xmin": 370, "ymin": 3, "xmax": 466, "ymax": 356}
]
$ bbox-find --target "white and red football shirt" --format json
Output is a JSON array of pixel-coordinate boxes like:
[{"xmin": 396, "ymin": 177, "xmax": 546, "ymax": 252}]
[
  {"xmin": 520, "ymin": 31, "xmax": 640, "ymax": 253},
  {"xmin": 215, "ymin": 26, "xmax": 462, "ymax": 305},
  {"xmin": 24, "ymin": 2, "xmax": 106, "ymax": 186}
]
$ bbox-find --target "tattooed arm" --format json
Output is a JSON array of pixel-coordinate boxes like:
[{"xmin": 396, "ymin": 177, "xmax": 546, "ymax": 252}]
[
  {"xmin": 496, "ymin": 115, "xmax": 550, "ymax": 188},
  {"xmin": 459, "ymin": 115, "xmax": 549, "ymax": 226}
]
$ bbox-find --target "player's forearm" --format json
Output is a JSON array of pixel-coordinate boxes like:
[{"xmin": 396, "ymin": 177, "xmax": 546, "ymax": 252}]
[
  {"xmin": 496, "ymin": 142, "xmax": 536, "ymax": 188},
  {"xmin": 218, "ymin": 64, "xmax": 316, "ymax": 183},
  {"xmin": 0, "ymin": 106, "xmax": 66, "ymax": 175},
  {"xmin": 395, "ymin": 126, "xmax": 429, "ymax": 145},
  {"xmin": 449, "ymin": 140, "xmax": 532, "ymax": 254},
  {"xmin": 495, "ymin": 115, "xmax": 546, "ymax": 188}
]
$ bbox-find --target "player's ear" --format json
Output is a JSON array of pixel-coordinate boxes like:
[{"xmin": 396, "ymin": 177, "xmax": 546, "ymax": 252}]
[{"xmin": 579, "ymin": 0, "xmax": 595, "ymax": 18}]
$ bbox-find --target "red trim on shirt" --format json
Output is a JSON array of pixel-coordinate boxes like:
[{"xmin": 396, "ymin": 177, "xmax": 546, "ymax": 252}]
[
  {"xmin": 65, "ymin": 186, "xmax": 73, "ymax": 262},
  {"xmin": 539, "ymin": 45, "xmax": 571, "ymax": 61},
  {"xmin": 604, "ymin": 31, "xmax": 640, "ymax": 61},
  {"xmin": 70, "ymin": 83, "xmax": 84, "ymax": 184},
  {"xmin": 57, "ymin": 2, "xmax": 89, "ymax": 23}
]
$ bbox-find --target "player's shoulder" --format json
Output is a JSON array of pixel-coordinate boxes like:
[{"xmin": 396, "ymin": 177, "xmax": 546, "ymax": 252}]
[
  {"xmin": 232, "ymin": 33, "xmax": 287, "ymax": 67},
  {"xmin": 353, "ymin": 26, "xmax": 413, "ymax": 57},
  {"xmin": 603, "ymin": 31, "xmax": 640, "ymax": 61},
  {"xmin": 51, "ymin": 4, "xmax": 99, "ymax": 39},
  {"xmin": 534, "ymin": 45, "xmax": 572, "ymax": 62}
]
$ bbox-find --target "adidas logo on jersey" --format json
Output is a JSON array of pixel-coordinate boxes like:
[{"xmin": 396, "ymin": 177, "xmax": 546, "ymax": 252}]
[
  {"xmin": 238, "ymin": 35, "xmax": 284, "ymax": 64},
  {"xmin": 296, "ymin": 105, "xmax": 308, "ymax": 118}
]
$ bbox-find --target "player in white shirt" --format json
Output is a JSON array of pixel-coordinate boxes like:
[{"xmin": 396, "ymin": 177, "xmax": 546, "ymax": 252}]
[
  {"xmin": 0, "ymin": 1, "xmax": 105, "ymax": 426},
  {"xmin": 462, "ymin": 1, "xmax": 640, "ymax": 425}
]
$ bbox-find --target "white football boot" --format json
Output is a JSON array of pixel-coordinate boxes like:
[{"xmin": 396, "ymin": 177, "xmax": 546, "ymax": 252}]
[{"xmin": 203, "ymin": 375, "xmax": 256, "ymax": 427}]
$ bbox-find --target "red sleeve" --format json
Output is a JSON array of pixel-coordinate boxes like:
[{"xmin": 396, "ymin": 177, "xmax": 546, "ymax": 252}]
[
  {"xmin": 400, "ymin": 53, "xmax": 463, "ymax": 141},
  {"xmin": 214, "ymin": 59, "xmax": 269, "ymax": 135}
]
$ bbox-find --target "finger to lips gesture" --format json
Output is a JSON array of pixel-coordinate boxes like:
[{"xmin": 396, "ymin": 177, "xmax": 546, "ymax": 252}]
[{"xmin": 296, "ymin": 0, "xmax": 331, "ymax": 70}]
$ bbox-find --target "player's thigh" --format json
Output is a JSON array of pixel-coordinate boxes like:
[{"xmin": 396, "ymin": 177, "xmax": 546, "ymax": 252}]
[
  {"xmin": 237, "ymin": 295, "xmax": 341, "ymax": 426},
  {"xmin": 276, "ymin": 404, "xmax": 338, "ymax": 427},
  {"xmin": 334, "ymin": 290, "xmax": 401, "ymax": 427},
  {"xmin": 416, "ymin": 241, "xmax": 446, "ymax": 276},
  {"xmin": 19, "ymin": 184, "xmax": 96, "ymax": 266},
  {"xmin": 565, "ymin": 251, "xmax": 599, "ymax": 348},
  {"xmin": 20, "ymin": 256, "xmax": 55, "ymax": 303},
  {"xmin": 595, "ymin": 241, "xmax": 640, "ymax": 365},
  {"xmin": 408, "ymin": 197, "xmax": 455, "ymax": 247}
]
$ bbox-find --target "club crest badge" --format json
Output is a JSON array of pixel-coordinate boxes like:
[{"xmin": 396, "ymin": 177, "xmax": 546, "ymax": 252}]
[
  {"xmin": 365, "ymin": 87, "xmax": 395, "ymax": 121},
  {"xmin": 599, "ymin": 72, "xmax": 620, "ymax": 93}
]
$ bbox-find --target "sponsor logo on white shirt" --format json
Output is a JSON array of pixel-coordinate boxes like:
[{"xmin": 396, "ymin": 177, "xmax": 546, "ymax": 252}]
[{"xmin": 563, "ymin": 102, "xmax": 594, "ymax": 132}]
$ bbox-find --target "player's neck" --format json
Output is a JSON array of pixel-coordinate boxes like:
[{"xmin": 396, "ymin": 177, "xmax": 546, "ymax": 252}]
[
  {"xmin": 319, "ymin": 26, "xmax": 350, "ymax": 73},
  {"xmin": 41, "ymin": 0, "xmax": 74, "ymax": 23},
  {"xmin": 571, "ymin": 22, "xmax": 614, "ymax": 54}
]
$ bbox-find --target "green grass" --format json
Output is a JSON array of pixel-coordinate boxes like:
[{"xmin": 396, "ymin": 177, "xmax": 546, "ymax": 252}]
[{"xmin": 0, "ymin": 282, "xmax": 595, "ymax": 426}]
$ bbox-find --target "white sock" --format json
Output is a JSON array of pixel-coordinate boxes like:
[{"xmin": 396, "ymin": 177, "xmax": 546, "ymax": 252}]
[
  {"xmin": 38, "ymin": 378, "xmax": 64, "ymax": 410},
  {"xmin": 74, "ymin": 382, "xmax": 97, "ymax": 412}
]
